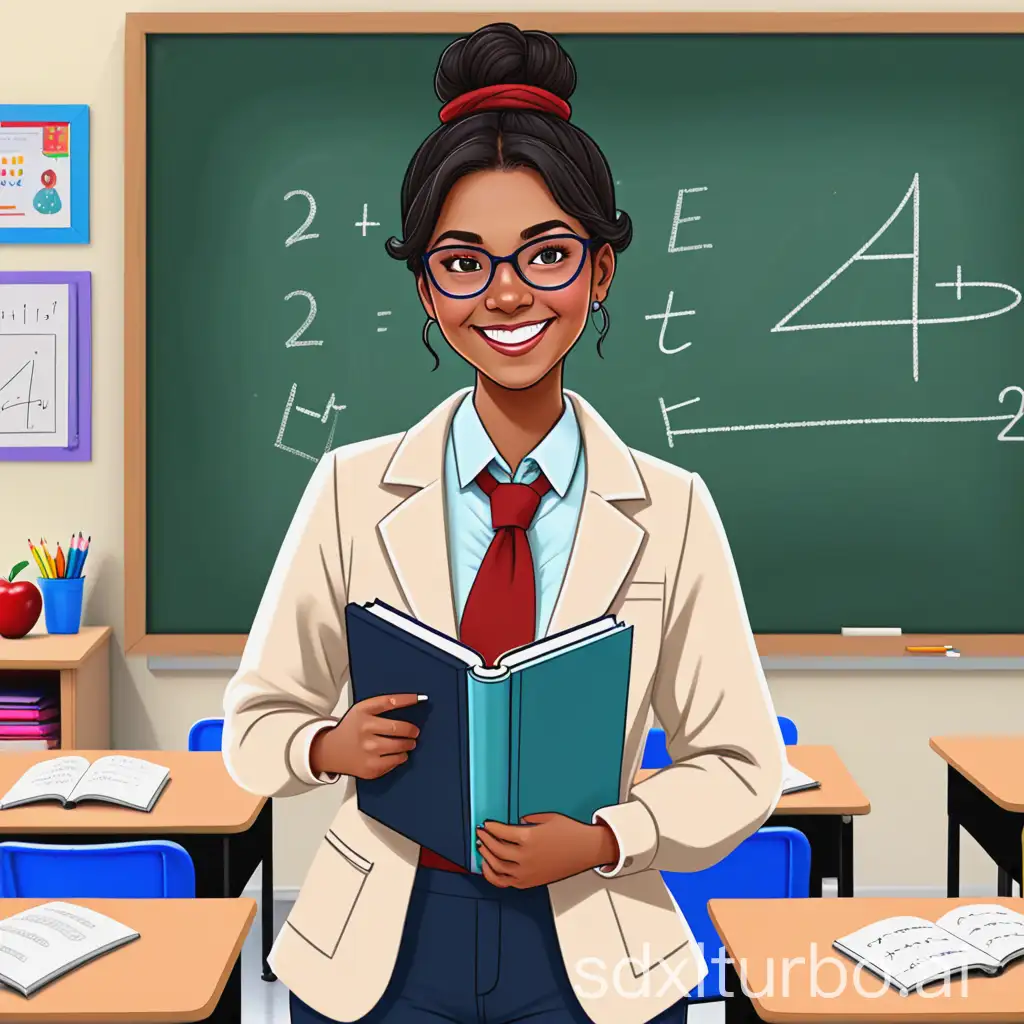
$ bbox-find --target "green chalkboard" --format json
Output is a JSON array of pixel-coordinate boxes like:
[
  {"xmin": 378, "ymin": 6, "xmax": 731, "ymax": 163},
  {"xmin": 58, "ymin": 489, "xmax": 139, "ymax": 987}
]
[{"xmin": 145, "ymin": 31, "xmax": 1024, "ymax": 635}]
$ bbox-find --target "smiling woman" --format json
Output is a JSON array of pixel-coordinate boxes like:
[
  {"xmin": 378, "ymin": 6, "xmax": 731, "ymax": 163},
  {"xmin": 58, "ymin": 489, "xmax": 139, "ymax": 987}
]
[
  {"xmin": 223, "ymin": 20, "xmax": 785, "ymax": 1024},
  {"xmin": 413, "ymin": 168, "xmax": 614, "ymax": 395}
]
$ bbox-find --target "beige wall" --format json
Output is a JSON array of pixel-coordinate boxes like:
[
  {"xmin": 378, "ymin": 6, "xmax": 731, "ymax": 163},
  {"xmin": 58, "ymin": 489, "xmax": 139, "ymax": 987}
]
[{"xmin": 2, "ymin": 0, "xmax": 1022, "ymax": 891}]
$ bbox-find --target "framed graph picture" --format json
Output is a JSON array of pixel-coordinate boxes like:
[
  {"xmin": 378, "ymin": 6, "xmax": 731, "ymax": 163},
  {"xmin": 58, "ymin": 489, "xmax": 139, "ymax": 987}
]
[
  {"xmin": 0, "ymin": 105, "xmax": 90, "ymax": 243},
  {"xmin": 0, "ymin": 271, "xmax": 92, "ymax": 460}
]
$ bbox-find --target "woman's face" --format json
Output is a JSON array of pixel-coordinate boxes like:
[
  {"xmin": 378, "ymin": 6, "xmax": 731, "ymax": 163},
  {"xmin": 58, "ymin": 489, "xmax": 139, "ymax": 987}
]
[{"xmin": 417, "ymin": 167, "xmax": 615, "ymax": 391}]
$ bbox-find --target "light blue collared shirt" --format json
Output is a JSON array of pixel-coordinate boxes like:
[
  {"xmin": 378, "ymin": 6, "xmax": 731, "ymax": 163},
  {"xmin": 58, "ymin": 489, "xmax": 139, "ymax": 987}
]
[{"xmin": 444, "ymin": 392, "xmax": 585, "ymax": 638}]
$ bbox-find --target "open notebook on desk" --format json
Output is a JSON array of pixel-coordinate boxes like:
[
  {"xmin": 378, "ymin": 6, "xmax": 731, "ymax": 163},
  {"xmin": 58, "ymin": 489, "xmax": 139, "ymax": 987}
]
[
  {"xmin": 0, "ymin": 755, "xmax": 170, "ymax": 812},
  {"xmin": 0, "ymin": 901, "xmax": 138, "ymax": 997},
  {"xmin": 835, "ymin": 904, "xmax": 1024, "ymax": 995}
]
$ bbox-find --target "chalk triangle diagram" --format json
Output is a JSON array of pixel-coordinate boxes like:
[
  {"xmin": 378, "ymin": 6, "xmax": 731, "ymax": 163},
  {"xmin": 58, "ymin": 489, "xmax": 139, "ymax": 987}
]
[{"xmin": 772, "ymin": 175, "xmax": 920, "ymax": 335}]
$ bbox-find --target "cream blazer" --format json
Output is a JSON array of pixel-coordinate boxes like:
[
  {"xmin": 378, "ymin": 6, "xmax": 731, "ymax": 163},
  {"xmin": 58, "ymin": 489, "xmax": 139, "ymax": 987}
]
[{"xmin": 222, "ymin": 388, "xmax": 785, "ymax": 1024}]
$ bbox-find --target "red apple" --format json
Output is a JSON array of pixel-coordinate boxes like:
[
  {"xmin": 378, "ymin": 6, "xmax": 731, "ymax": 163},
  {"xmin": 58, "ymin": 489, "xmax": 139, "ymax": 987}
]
[{"xmin": 0, "ymin": 561, "xmax": 42, "ymax": 639}]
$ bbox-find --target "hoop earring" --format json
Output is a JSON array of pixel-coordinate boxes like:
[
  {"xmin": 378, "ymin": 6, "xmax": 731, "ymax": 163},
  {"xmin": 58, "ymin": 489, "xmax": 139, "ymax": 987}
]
[
  {"xmin": 591, "ymin": 300, "xmax": 610, "ymax": 358},
  {"xmin": 422, "ymin": 317, "xmax": 440, "ymax": 371}
]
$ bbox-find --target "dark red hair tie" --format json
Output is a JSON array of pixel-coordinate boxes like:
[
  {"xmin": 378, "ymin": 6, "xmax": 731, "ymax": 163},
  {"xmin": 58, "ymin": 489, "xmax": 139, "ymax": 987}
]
[{"xmin": 439, "ymin": 83, "xmax": 571, "ymax": 123}]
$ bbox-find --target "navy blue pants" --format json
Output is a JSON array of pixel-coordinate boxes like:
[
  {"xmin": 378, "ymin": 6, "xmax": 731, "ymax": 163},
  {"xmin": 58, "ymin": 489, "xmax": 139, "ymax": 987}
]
[{"xmin": 290, "ymin": 867, "xmax": 689, "ymax": 1023}]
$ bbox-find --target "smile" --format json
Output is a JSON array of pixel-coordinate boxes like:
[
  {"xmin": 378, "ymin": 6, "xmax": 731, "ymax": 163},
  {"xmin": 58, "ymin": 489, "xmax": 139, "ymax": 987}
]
[{"xmin": 474, "ymin": 318, "xmax": 554, "ymax": 356}]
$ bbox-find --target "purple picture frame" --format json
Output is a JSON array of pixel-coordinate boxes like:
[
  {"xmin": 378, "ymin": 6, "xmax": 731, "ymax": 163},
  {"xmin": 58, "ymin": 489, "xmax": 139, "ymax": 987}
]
[{"xmin": 0, "ymin": 270, "xmax": 91, "ymax": 461}]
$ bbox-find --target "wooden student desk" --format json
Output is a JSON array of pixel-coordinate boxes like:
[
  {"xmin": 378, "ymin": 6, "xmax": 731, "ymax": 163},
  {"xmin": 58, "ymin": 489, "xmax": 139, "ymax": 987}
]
[
  {"xmin": 636, "ymin": 745, "xmax": 870, "ymax": 897},
  {"xmin": 0, "ymin": 898, "xmax": 254, "ymax": 1022},
  {"xmin": 930, "ymin": 735, "xmax": 1024, "ymax": 899},
  {"xmin": 0, "ymin": 751, "xmax": 275, "ymax": 984},
  {"xmin": 707, "ymin": 896, "xmax": 1024, "ymax": 1023}
]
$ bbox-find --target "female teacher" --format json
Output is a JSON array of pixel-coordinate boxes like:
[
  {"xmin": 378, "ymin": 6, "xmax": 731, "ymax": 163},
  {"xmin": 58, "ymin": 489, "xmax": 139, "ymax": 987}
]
[{"xmin": 223, "ymin": 22, "xmax": 785, "ymax": 1024}]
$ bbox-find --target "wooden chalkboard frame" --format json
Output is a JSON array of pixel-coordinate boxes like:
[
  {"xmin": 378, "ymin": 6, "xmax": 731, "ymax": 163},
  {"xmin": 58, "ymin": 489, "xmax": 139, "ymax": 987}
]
[{"xmin": 124, "ymin": 11, "xmax": 1024, "ymax": 659}]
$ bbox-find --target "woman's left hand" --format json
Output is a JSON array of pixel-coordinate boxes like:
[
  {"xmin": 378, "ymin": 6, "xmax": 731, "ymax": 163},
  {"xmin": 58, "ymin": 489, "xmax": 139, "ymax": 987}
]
[{"xmin": 475, "ymin": 813, "xmax": 619, "ymax": 888}]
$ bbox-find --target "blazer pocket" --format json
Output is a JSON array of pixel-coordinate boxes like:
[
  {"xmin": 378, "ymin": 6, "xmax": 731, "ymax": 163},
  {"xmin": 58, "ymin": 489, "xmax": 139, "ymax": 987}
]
[
  {"xmin": 605, "ymin": 881, "xmax": 692, "ymax": 979},
  {"xmin": 286, "ymin": 830, "xmax": 373, "ymax": 958}
]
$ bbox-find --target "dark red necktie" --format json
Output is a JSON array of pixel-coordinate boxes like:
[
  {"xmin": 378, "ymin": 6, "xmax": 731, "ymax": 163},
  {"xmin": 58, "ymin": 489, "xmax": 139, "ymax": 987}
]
[
  {"xmin": 419, "ymin": 466, "xmax": 551, "ymax": 874},
  {"xmin": 459, "ymin": 468, "xmax": 552, "ymax": 667}
]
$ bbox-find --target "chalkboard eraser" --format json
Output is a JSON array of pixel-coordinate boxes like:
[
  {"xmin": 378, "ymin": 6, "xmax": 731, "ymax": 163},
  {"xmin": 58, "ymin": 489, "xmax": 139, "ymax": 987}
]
[{"xmin": 841, "ymin": 627, "xmax": 902, "ymax": 636}]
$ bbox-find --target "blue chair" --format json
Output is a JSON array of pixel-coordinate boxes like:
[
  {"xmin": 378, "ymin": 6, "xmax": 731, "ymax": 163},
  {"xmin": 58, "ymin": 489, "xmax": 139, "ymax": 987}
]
[
  {"xmin": 0, "ymin": 840, "xmax": 195, "ymax": 898},
  {"xmin": 642, "ymin": 717, "xmax": 798, "ymax": 769},
  {"xmin": 188, "ymin": 716, "xmax": 224, "ymax": 751},
  {"xmin": 663, "ymin": 827, "xmax": 811, "ymax": 1001},
  {"xmin": 777, "ymin": 715, "xmax": 799, "ymax": 746}
]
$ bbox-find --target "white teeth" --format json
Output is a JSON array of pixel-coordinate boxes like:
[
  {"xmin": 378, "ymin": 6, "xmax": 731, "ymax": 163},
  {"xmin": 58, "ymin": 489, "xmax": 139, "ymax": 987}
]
[{"xmin": 481, "ymin": 321, "xmax": 549, "ymax": 346}]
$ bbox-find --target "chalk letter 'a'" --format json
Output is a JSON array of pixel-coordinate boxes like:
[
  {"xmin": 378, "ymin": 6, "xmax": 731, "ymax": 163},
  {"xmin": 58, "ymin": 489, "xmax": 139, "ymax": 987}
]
[{"xmin": 772, "ymin": 174, "xmax": 920, "ymax": 336}]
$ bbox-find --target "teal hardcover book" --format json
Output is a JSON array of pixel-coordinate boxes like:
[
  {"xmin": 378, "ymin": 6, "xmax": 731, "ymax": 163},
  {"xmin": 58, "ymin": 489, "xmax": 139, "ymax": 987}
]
[{"xmin": 347, "ymin": 601, "xmax": 632, "ymax": 874}]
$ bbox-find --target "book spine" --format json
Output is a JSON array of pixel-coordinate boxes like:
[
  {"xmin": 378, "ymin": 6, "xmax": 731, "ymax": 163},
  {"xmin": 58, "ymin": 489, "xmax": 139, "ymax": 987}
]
[
  {"xmin": 509, "ymin": 670, "xmax": 523, "ymax": 827},
  {"xmin": 466, "ymin": 669, "xmax": 511, "ymax": 874}
]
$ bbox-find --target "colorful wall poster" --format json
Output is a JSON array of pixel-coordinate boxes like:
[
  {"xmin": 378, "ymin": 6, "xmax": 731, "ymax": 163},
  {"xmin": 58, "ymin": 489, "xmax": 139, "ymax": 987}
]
[{"xmin": 0, "ymin": 106, "xmax": 89, "ymax": 243}]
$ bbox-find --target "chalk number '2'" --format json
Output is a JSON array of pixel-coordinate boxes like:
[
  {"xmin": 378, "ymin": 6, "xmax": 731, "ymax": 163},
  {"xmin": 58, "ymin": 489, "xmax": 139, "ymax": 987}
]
[
  {"xmin": 284, "ymin": 190, "xmax": 318, "ymax": 247},
  {"xmin": 997, "ymin": 386, "xmax": 1024, "ymax": 441},
  {"xmin": 282, "ymin": 190, "xmax": 322, "ymax": 348},
  {"xmin": 283, "ymin": 291, "xmax": 322, "ymax": 348}
]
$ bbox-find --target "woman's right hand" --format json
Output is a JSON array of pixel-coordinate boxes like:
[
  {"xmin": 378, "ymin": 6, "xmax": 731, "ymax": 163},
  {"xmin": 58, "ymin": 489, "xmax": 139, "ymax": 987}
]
[{"xmin": 309, "ymin": 693, "xmax": 422, "ymax": 780}]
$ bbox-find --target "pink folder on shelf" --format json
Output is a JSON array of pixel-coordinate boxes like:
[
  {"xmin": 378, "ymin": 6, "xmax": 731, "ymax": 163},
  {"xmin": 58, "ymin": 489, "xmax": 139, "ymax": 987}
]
[
  {"xmin": 0, "ymin": 723, "xmax": 61, "ymax": 739},
  {"xmin": 0, "ymin": 707, "xmax": 58, "ymax": 723}
]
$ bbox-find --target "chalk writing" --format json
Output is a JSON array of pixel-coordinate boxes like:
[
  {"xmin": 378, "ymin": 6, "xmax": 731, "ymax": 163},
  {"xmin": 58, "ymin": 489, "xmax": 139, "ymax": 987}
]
[
  {"xmin": 355, "ymin": 203, "xmax": 380, "ymax": 237},
  {"xmin": 284, "ymin": 190, "xmax": 318, "ymax": 247},
  {"xmin": 274, "ymin": 383, "xmax": 345, "ymax": 462},
  {"xmin": 658, "ymin": 390, "xmax": 1022, "ymax": 449},
  {"xmin": 645, "ymin": 291, "xmax": 695, "ymax": 355},
  {"xmin": 772, "ymin": 175, "xmax": 1022, "ymax": 381},
  {"xmin": 668, "ymin": 187, "xmax": 713, "ymax": 253},
  {"xmin": 283, "ymin": 290, "xmax": 322, "ymax": 348}
]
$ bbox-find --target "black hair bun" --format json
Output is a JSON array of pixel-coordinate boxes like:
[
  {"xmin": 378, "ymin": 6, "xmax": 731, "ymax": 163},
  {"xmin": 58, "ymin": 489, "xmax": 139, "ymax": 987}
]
[{"xmin": 435, "ymin": 23, "xmax": 576, "ymax": 104}]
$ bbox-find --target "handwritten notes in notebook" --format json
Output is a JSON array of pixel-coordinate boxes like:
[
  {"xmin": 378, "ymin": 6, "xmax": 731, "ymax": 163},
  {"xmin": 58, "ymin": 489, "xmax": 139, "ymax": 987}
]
[{"xmin": 834, "ymin": 904, "xmax": 1024, "ymax": 995}]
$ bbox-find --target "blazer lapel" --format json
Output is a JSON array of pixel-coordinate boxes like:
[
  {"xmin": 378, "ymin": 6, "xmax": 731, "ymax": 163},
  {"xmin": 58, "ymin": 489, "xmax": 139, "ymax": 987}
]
[
  {"xmin": 376, "ymin": 390, "xmax": 469, "ymax": 639},
  {"xmin": 547, "ymin": 392, "xmax": 649, "ymax": 636}
]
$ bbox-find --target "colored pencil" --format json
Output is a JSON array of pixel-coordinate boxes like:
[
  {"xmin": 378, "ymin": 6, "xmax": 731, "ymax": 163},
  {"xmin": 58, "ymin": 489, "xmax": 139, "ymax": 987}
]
[
  {"xmin": 76, "ymin": 536, "xmax": 90, "ymax": 577},
  {"xmin": 55, "ymin": 545, "xmax": 65, "ymax": 579},
  {"xmin": 27, "ymin": 540, "xmax": 48, "ymax": 579},
  {"xmin": 39, "ymin": 539, "xmax": 56, "ymax": 579},
  {"xmin": 66, "ymin": 534, "xmax": 80, "ymax": 579}
]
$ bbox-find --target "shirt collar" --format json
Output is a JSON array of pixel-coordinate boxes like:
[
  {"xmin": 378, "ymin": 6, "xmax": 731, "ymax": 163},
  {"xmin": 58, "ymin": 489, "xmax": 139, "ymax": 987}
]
[{"xmin": 450, "ymin": 392, "xmax": 581, "ymax": 498}]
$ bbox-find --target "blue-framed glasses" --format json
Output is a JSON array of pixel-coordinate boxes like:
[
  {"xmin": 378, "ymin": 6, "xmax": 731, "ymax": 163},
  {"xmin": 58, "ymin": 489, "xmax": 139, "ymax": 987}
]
[{"xmin": 422, "ymin": 233, "xmax": 594, "ymax": 299}]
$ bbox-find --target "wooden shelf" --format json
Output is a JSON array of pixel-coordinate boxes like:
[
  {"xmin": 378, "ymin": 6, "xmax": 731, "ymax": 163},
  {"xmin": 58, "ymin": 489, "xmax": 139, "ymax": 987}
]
[{"xmin": 0, "ymin": 627, "xmax": 111, "ymax": 748}]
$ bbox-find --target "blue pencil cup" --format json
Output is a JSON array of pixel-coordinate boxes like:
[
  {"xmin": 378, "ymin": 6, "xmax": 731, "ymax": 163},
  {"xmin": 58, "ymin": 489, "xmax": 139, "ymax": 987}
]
[{"xmin": 37, "ymin": 577, "xmax": 84, "ymax": 634}]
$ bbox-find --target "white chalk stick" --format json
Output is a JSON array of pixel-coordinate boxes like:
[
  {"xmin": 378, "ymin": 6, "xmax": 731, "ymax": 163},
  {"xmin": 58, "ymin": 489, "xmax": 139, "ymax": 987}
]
[{"xmin": 841, "ymin": 627, "xmax": 902, "ymax": 636}]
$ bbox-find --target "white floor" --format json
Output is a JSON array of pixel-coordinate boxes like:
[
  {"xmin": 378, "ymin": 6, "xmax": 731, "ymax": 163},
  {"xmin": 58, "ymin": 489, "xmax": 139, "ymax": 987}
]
[{"xmin": 240, "ymin": 898, "xmax": 724, "ymax": 1024}]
